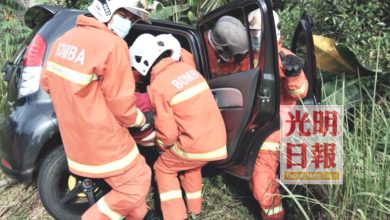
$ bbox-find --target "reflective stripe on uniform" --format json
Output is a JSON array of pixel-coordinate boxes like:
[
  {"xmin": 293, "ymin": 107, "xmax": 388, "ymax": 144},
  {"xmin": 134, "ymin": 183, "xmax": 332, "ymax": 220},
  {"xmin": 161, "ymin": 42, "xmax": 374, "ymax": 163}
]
[
  {"xmin": 97, "ymin": 197, "xmax": 124, "ymax": 220},
  {"xmin": 186, "ymin": 191, "xmax": 202, "ymax": 200},
  {"xmin": 263, "ymin": 204, "xmax": 283, "ymax": 216},
  {"xmin": 156, "ymin": 138, "xmax": 170, "ymax": 149},
  {"xmin": 171, "ymin": 144, "xmax": 227, "ymax": 160},
  {"xmin": 160, "ymin": 190, "xmax": 182, "ymax": 202},
  {"xmin": 129, "ymin": 108, "xmax": 145, "ymax": 127},
  {"xmin": 287, "ymin": 81, "xmax": 307, "ymax": 96},
  {"xmin": 170, "ymin": 81, "xmax": 209, "ymax": 106},
  {"xmin": 67, "ymin": 145, "xmax": 139, "ymax": 174},
  {"xmin": 46, "ymin": 61, "xmax": 98, "ymax": 85},
  {"xmin": 260, "ymin": 142, "xmax": 280, "ymax": 151}
]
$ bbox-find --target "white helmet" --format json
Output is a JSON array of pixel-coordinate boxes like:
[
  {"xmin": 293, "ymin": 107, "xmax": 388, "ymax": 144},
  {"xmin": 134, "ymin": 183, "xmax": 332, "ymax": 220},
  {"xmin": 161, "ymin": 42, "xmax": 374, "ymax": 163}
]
[
  {"xmin": 248, "ymin": 9, "xmax": 262, "ymax": 30},
  {"xmin": 130, "ymin": 34, "xmax": 181, "ymax": 75},
  {"xmin": 88, "ymin": 0, "xmax": 150, "ymax": 23},
  {"xmin": 248, "ymin": 9, "xmax": 262, "ymax": 51},
  {"xmin": 273, "ymin": 10, "xmax": 281, "ymax": 41},
  {"xmin": 209, "ymin": 16, "xmax": 249, "ymax": 62}
]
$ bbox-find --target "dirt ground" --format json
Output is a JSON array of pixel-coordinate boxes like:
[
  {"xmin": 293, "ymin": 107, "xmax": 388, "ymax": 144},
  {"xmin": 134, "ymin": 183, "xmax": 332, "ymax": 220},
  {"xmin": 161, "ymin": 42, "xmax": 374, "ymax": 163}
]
[
  {"xmin": 0, "ymin": 173, "xmax": 52, "ymax": 219},
  {"xmin": 0, "ymin": 169, "xmax": 259, "ymax": 220}
]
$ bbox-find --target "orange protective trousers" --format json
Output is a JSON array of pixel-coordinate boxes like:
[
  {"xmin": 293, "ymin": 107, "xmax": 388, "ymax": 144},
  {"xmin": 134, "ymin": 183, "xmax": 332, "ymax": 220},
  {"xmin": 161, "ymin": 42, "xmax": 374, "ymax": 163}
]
[
  {"xmin": 82, "ymin": 156, "xmax": 151, "ymax": 220},
  {"xmin": 154, "ymin": 150, "xmax": 208, "ymax": 220},
  {"xmin": 251, "ymin": 132, "xmax": 284, "ymax": 220}
]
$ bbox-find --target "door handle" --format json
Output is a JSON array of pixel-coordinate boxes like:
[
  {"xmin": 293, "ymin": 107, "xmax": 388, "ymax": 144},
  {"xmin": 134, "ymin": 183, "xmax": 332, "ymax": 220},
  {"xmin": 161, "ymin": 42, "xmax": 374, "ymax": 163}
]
[{"xmin": 258, "ymin": 89, "xmax": 271, "ymax": 103}]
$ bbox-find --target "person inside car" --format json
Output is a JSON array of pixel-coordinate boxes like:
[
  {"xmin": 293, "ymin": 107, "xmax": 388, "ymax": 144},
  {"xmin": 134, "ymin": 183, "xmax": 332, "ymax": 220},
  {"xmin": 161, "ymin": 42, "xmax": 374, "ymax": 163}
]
[
  {"xmin": 205, "ymin": 15, "xmax": 250, "ymax": 77},
  {"xmin": 39, "ymin": 0, "xmax": 155, "ymax": 219},
  {"xmin": 130, "ymin": 33, "xmax": 227, "ymax": 220},
  {"xmin": 248, "ymin": 9, "xmax": 309, "ymax": 220}
]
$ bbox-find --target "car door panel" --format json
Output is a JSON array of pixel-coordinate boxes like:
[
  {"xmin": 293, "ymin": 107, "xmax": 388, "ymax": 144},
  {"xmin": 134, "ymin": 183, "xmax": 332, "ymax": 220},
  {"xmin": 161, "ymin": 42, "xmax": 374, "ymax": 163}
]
[
  {"xmin": 212, "ymin": 88, "xmax": 243, "ymax": 108},
  {"xmin": 195, "ymin": 0, "xmax": 279, "ymax": 175},
  {"xmin": 208, "ymin": 69, "xmax": 259, "ymax": 161}
]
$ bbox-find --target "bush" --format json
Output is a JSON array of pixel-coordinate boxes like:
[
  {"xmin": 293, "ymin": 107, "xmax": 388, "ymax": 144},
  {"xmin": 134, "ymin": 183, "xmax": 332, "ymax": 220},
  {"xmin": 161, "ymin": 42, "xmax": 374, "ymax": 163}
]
[
  {"xmin": 275, "ymin": 0, "xmax": 389, "ymax": 73},
  {"xmin": 0, "ymin": 1, "xmax": 31, "ymax": 112}
]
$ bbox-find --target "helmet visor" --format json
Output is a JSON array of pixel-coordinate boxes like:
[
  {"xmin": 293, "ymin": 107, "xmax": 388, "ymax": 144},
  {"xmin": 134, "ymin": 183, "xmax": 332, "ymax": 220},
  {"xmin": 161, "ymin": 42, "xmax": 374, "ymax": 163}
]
[
  {"xmin": 125, "ymin": 6, "xmax": 151, "ymax": 24},
  {"xmin": 209, "ymin": 30, "xmax": 233, "ymax": 62}
]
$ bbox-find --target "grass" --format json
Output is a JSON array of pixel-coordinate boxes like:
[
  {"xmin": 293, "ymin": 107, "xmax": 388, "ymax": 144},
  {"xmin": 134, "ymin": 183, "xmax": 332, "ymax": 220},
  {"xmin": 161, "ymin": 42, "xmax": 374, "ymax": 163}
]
[
  {"xmin": 277, "ymin": 66, "xmax": 390, "ymax": 219},
  {"xmin": 0, "ymin": 74, "xmax": 7, "ymax": 113},
  {"xmin": 0, "ymin": 171, "xmax": 51, "ymax": 220}
]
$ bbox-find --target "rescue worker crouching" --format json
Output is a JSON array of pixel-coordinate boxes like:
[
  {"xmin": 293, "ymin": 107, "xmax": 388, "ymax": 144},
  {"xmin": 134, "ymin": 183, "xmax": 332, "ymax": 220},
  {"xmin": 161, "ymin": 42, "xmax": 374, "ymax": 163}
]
[
  {"xmin": 205, "ymin": 16, "xmax": 250, "ymax": 77},
  {"xmin": 248, "ymin": 9, "xmax": 309, "ymax": 220},
  {"xmin": 130, "ymin": 34, "xmax": 227, "ymax": 220},
  {"xmin": 40, "ymin": 0, "xmax": 156, "ymax": 219}
]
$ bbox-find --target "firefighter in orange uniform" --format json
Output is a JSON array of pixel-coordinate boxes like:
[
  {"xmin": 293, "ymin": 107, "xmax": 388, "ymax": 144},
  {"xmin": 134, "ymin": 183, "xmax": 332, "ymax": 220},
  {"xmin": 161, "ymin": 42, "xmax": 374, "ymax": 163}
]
[
  {"xmin": 130, "ymin": 47, "xmax": 196, "ymax": 146},
  {"xmin": 40, "ymin": 0, "xmax": 155, "ymax": 219},
  {"xmin": 248, "ymin": 9, "xmax": 309, "ymax": 220},
  {"xmin": 130, "ymin": 33, "xmax": 227, "ymax": 220},
  {"xmin": 205, "ymin": 16, "xmax": 250, "ymax": 77}
]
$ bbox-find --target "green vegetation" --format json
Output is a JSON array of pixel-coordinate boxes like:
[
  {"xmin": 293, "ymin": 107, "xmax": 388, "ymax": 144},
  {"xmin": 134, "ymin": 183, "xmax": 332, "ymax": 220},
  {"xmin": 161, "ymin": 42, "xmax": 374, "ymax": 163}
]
[
  {"xmin": 0, "ymin": 1, "xmax": 30, "ymax": 112},
  {"xmin": 276, "ymin": 0, "xmax": 389, "ymax": 74},
  {"xmin": 281, "ymin": 72, "xmax": 390, "ymax": 219},
  {"xmin": 276, "ymin": 1, "xmax": 390, "ymax": 219}
]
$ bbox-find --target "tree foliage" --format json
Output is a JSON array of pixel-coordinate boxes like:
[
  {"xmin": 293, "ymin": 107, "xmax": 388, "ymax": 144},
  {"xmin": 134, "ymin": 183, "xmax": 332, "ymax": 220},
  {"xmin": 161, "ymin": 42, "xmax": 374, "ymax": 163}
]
[
  {"xmin": 273, "ymin": 0, "xmax": 389, "ymax": 73},
  {"xmin": 151, "ymin": 0, "xmax": 229, "ymax": 24},
  {"xmin": 0, "ymin": 1, "xmax": 30, "ymax": 62}
]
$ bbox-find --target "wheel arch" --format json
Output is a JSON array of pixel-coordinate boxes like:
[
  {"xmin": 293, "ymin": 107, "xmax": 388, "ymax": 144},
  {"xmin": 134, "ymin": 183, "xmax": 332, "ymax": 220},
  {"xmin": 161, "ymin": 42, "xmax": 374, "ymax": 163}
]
[{"xmin": 32, "ymin": 132, "xmax": 62, "ymax": 180}]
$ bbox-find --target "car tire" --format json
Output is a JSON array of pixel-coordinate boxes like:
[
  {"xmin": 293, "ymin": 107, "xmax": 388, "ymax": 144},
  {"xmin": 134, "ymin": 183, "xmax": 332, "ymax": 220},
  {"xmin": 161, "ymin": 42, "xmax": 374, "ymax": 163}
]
[{"xmin": 37, "ymin": 146, "xmax": 110, "ymax": 220}]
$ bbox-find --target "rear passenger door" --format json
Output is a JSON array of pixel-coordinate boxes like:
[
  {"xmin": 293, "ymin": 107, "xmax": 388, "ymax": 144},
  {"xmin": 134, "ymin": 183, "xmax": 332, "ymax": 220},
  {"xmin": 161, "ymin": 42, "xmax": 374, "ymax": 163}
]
[{"xmin": 197, "ymin": 0, "xmax": 279, "ymax": 178}]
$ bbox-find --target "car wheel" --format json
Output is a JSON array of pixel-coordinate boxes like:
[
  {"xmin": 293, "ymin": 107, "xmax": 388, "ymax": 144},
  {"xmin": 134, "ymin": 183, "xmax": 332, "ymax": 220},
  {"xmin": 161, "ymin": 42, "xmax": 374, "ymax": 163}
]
[{"xmin": 37, "ymin": 146, "xmax": 111, "ymax": 220}]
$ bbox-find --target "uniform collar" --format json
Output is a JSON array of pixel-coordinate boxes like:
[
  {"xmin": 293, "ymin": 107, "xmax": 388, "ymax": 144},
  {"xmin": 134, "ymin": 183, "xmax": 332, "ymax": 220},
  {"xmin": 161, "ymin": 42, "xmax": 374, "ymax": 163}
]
[
  {"xmin": 150, "ymin": 57, "xmax": 177, "ymax": 83},
  {"xmin": 76, "ymin": 15, "xmax": 110, "ymax": 31}
]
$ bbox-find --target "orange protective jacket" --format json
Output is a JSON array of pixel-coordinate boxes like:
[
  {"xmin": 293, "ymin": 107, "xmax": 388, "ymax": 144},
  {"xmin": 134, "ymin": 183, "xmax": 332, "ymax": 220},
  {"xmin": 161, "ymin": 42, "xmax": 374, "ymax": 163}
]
[
  {"xmin": 180, "ymin": 48, "xmax": 196, "ymax": 68},
  {"xmin": 205, "ymin": 32, "xmax": 250, "ymax": 77},
  {"xmin": 148, "ymin": 58, "xmax": 227, "ymax": 161},
  {"xmin": 40, "ymin": 15, "xmax": 146, "ymax": 178}
]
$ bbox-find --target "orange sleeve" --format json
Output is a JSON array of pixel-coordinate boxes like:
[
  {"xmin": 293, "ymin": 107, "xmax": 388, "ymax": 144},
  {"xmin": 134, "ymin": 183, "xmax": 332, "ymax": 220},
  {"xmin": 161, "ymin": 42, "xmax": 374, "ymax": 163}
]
[
  {"xmin": 239, "ymin": 54, "xmax": 251, "ymax": 72},
  {"xmin": 101, "ymin": 42, "xmax": 145, "ymax": 128},
  {"xmin": 148, "ymin": 88, "xmax": 178, "ymax": 149},
  {"xmin": 279, "ymin": 47, "xmax": 309, "ymax": 100},
  {"xmin": 180, "ymin": 48, "xmax": 196, "ymax": 68}
]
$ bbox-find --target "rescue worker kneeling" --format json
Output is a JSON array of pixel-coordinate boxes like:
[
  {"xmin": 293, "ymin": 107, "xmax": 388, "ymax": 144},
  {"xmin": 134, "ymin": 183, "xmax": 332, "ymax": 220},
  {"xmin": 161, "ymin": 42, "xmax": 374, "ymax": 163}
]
[
  {"xmin": 247, "ymin": 9, "xmax": 309, "ymax": 220},
  {"xmin": 130, "ymin": 34, "xmax": 227, "ymax": 220}
]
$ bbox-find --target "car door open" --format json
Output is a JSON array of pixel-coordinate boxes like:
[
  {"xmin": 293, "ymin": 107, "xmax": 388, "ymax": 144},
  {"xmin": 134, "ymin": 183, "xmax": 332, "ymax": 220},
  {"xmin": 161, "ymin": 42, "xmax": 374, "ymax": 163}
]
[
  {"xmin": 196, "ymin": 1, "xmax": 281, "ymax": 179},
  {"xmin": 291, "ymin": 11, "xmax": 320, "ymax": 105}
]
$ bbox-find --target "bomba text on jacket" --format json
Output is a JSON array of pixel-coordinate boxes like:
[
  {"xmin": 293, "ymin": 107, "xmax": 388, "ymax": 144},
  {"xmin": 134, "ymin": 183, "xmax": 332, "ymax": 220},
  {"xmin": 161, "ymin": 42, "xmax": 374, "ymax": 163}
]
[
  {"xmin": 171, "ymin": 70, "xmax": 200, "ymax": 90},
  {"xmin": 55, "ymin": 43, "xmax": 85, "ymax": 65}
]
